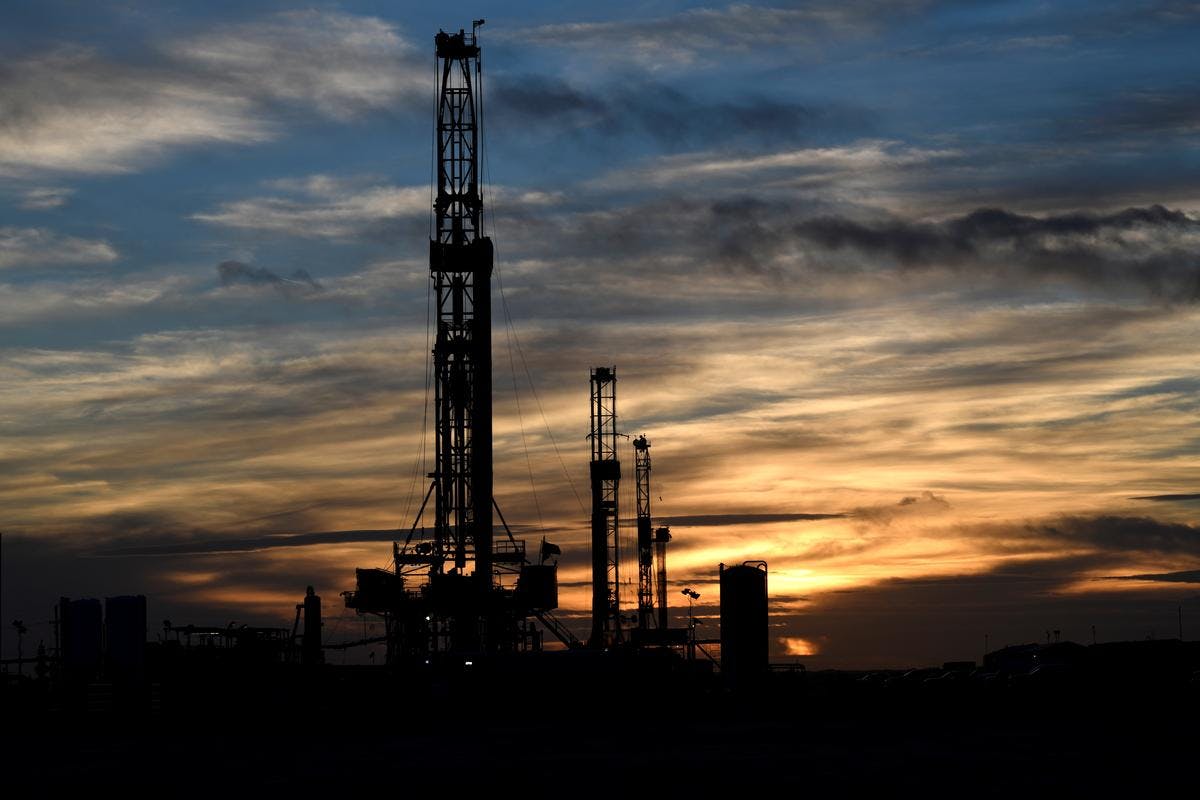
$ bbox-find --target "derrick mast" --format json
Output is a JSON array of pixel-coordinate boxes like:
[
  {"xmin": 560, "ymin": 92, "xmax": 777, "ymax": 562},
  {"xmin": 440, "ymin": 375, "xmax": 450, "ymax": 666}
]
[
  {"xmin": 345, "ymin": 22, "xmax": 572, "ymax": 661},
  {"xmin": 654, "ymin": 525, "xmax": 672, "ymax": 630},
  {"xmin": 429, "ymin": 24, "xmax": 492, "ymax": 587},
  {"xmin": 633, "ymin": 435, "xmax": 654, "ymax": 630},
  {"xmin": 589, "ymin": 367, "xmax": 622, "ymax": 647}
]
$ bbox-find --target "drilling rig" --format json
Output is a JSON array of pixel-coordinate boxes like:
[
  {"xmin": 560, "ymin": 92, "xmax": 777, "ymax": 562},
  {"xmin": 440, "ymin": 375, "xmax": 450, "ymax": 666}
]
[
  {"xmin": 344, "ymin": 21, "xmax": 568, "ymax": 663},
  {"xmin": 634, "ymin": 434, "xmax": 675, "ymax": 641},
  {"xmin": 633, "ymin": 435, "xmax": 655, "ymax": 631},
  {"xmin": 655, "ymin": 524, "xmax": 673, "ymax": 631},
  {"xmin": 588, "ymin": 367, "xmax": 622, "ymax": 648}
]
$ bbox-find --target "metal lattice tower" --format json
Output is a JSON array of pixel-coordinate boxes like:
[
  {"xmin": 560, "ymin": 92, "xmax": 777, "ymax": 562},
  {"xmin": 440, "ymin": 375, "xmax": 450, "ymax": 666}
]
[
  {"xmin": 633, "ymin": 435, "xmax": 655, "ymax": 630},
  {"xmin": 428, "ymin": 23, "xmax": 492, "ymax": 586},
  {"xmin": 346, "ymin": 22, "xmax": 575, "ymax": 662},
  {"xmin": 654, "ymin": 525, "xmax": 672, "ymax": 631},
  {"xmin": 589, "ymin": 367, "xmax": 622, "ymax": 647}
]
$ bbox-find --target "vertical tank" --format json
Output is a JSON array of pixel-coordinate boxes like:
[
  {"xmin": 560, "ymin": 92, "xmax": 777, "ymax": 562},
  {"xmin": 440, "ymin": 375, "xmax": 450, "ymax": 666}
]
[
  {"xmin": 60, "ymin": 597, "xmax": 103, "ymax": 680},
  {"xmin": 302, "ymin": 586, "xmax": 323, "ymax": 666},
  {"xmin": 104, "ymin": 595, "xmax": 147, "ymax": 682},
  {"xmin": 719, "ymin": 561, "xmax": 768, "ymax": 684}
]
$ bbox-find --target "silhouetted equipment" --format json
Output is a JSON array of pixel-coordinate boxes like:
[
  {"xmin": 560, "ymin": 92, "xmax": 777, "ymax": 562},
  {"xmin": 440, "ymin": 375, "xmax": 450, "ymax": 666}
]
[
  {"xmin": 654, "ymin": 526, "xmax": 672, "ymax": 631},
  {"xmin": 301, "ymin": 586, "xmax": 322, "ymax": 666},
  {"xmin": 344, "ymin": 22, "xmax": 564, "ymax": 663},
  {"xmin": 427, "ymin": 23, "xmax": 494, "ymax": 596},
  {"xmin": 11, "ymin": 619, "xmax": 27, "ymax": 675},
  {"xmin": 350, "ymin": 568, "xmax": 404, "ymax": 609},
  {"xmin": 163, "ymin": 623, "xmax": 295, "ymax": 664},
  {"xmin": 516, "ymin": 564, "xmax": 558, "ymax": 611},
  {"xmin": 633, "ymin": 434, "xmax": 656, "ymax": 630},
  {"xmin": 104, "ymin": 595, "xmax": 146, "ymax": 682},
  {"xmin": 720, "ymin": 561, "xmax": 769, "ymax": 683},
  {"xmin": 589, "ymin": 366, "xmax": 622, "ymax": 648},
  {"xmin": 628, "ymin": 430, "xmax": 690, "ymax": 650}
]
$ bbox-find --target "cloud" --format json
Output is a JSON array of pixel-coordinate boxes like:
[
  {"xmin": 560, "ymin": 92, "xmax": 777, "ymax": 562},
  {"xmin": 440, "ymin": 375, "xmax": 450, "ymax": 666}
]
[
  {"xmin": 483, "ymin": 182, "xmax": 1199, "ymax": 302},
  {"xmin": 1067, "ymin": 87, "xmax": 1200, "ymax": 140},
  {"xmin": 96, "ymin": 528, "xmax": 402, "ymax": 557},
  {"xmin": 217, "ymin": 260, "xmax": 323, "ymax": 297},
  {"xmin": 786, "ymin": 553, "xmax": 1200, "ymax": 668},
  {"xmin": 0, "ymin": 11, "xmax": 421, "ymax": 175},
  {"xmin": 593, "ymin": 140, "xmax": 952, "ymax": 189},
  {"xmin": 792, "ymin": 205, "xmax": 1200, "ymax": 301},
  {"xmin": 503, "ymin": 3, "xmax": 930, "ymax": 69},
  {"xmin": 1106, "ymin": 569, "xmax": 1200, "ymax": 583},
  {"xmin": 0, "ymin": 46, "xmax": 272, "ymax": 175},
  {"xmin": 192, "ymin": 175, "xmax": 561, "ymax": 241},
  {"xmin": 842, "ymin": 492, "xmax": 952, "ymax": 527},
  {"xmin": 18, "ymin": 187, "xmax": 74, "ymax": 210},
  {"xmin": 193, "ymin": 176, "xmax": 428, "ymax": 239},
  {"xmin": 0, "ymin": 271, "xmax": 192, "ymax": 325},
  {"xmin": 164, "ymin": 10, "xmax": 423, "ymax": 119},
  {"xmin": 1027, "ymin": 515, "xmax": 1200, "ymax": 557},
  {"xmin": 189, "ymin": 161, "xmax": 1195, "ymax": 305},
  {"xmin": 491, "ymin": 76, "xmax": 871, "ymax": 148},
  {"xmin": 0, "ymin": 226, "xmax": 118, "ymax": 269},
  {"xmin": 662, "ymin": 513, "xmax": 846, "ymax": 527},
  {"xmin": 895, "ymin": 33, "xmax": 1074, "ymax": 59},
  {"xmin": 1130, "ymin": 493, "xmax": 1200, "ymax": 502}
]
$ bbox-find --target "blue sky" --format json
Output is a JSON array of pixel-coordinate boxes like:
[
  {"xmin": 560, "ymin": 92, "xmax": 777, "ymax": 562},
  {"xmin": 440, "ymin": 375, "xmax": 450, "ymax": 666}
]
[{"xmin": 2, "ymin": 1, "xmax": 1198, "ymax": 666}]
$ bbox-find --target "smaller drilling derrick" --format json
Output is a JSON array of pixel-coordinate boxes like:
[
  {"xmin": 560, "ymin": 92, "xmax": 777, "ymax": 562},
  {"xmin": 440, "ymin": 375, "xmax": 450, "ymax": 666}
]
[
  {"xmin": 654, "ymin": 525, "xmax": 672, "ymax": 631},
  {"xmin": 588, "ymin": 367, "xmax": 622, "ymax": 648},
  {"xmin": 633, "ymin": 435, "xmax": 655, "ymax": 630}
]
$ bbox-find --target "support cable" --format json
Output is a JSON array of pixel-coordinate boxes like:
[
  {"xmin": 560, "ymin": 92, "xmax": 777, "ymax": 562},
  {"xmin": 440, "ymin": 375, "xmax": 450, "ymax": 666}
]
[
  {"xmin": 385, "ymin": 52, "xmax": 440, "ymax": 574},
  {"xmin": 503, "ymin": 291, "xmax": 545, "ymax": 534},
  {"xmin": 480, "ymin": 134, "xmax": 587, "ymax": 521}
]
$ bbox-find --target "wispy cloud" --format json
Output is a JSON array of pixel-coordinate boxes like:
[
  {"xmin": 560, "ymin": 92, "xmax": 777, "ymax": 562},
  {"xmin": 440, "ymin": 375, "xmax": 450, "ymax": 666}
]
[
  {"xmin": 0, "ymin": 271, "xmax": 191, "ymax": 325},
  {"xmin": 1066, "ymin": 86, "xmax": 1200, "ymax": 140},
  {"xmin": 18, "ymin": 187, "xmax": 75, "ymax": 210},
  {"xmin": 0, "ymin": 11, "xmax": 421, "ymax": 176},
  {"xmin": 193, "ymin": 176, "xmax": 428, "ymax": 238},
  {"xmin": 193, "ymin": 174, "xmax": 560, "ymax": 240},
  {"xmin": 793, "ymin": 205, "xmax": 1200, "ymax": 301},
  {"xmin": 503, "ymin": 3, "xmax": 930, "ymax": 69},
  {"xmin": 216, "ymin": 260, "xmax": 323, "ymax": 298},
  {"xmin": 0, "ymin": 46, "xmax": 272, "ymax": 175},
  {"xmin": 1130, "ymin": 493, "xmax": 1200, "ymax": 502},
  {"xmin": 1106, "ymin": 569, "xmax": 1200, "ymax": 583},
  {"xmin": 895, "ymin": 33, "xmax": 1074, "ymax": 58},
  {"xmin": 491, "ymin": 75, "xmax": 872, "ymax": 147},
  {"xmin": 592, "ymin": 140, "xmax": 953, "ymax": 189},
  {"xmin": 662, "ymin": 513, "xmax": 845, "ymax": 527},
  {"xmin": 0, "ymin": 226, "xmax": 118, "ymax": 269},
  {"xmin": 165, "ymin": 10, "xmax": 423, "ymax": 119}
]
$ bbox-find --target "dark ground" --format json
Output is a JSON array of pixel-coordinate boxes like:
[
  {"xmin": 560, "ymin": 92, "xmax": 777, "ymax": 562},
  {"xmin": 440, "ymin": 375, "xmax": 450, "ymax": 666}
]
[{"xmin": 4, "ymin": 666, "xmax": 1196, "ymax": 795}]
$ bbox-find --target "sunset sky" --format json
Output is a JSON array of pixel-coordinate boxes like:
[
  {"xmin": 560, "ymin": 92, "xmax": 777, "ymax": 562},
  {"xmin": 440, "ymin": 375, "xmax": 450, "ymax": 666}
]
[{"xmin": 2, "ymin": 1, "xmax": 1197, "ymax": 668}]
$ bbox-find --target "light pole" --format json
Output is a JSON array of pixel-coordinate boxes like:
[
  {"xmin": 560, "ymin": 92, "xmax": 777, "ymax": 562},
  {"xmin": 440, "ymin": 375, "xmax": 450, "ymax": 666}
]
[
  {"xmin": 681, "ymin": 589, "xmax": 700, "ymax": 661},
  {"xmin": 11, "ymin": 620, "xmax": 27, "ymax": 676}
]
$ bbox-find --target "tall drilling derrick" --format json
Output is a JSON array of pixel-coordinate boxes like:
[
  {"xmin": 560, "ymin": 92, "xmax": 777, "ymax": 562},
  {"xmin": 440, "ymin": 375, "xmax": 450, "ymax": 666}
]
[
  {"xmin": 633, "ymin": 435, "xmax": 655, "ymax": 630},
  {"xmin": 589, "ymin": 367, "xmax": 622, "ymax": 648},
  {"xmin": 346, "ymin": 22, "xmax": 569, "ymax": 662},
  {"xmin": 429, "ymin": 23, "xmax": 492, "ymax": 589}
]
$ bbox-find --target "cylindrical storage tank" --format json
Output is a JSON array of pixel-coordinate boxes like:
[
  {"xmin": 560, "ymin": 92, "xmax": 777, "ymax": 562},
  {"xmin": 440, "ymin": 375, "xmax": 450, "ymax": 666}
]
[
  {"xmin": 719, "ymin": 561, "xmax": 768, "ymax": 685},
  {"xmin": 61, "ymin": 597, "xmax": 103, "ymax": 680},
  {"xmin": 302, "ymin": 586, "xmax": 323, "ymax": 666},
  {"xmin": 104, "ymin": 595, "xmax": 147, "ymax": 682}
]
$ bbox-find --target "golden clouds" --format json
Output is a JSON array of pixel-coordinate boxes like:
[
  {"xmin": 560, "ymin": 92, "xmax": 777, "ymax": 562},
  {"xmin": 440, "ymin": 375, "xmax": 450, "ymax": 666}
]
[{"xmin": 2, "ymin": 294, "xmax": 1196, "ymax": 653}]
